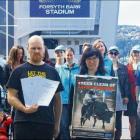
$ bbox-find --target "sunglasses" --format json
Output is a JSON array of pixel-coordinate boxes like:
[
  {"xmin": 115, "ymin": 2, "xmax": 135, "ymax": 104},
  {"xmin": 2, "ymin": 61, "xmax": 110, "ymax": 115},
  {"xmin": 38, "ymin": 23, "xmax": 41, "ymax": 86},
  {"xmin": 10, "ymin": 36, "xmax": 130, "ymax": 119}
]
[
  {"xmin": 133, "ymin": 50, "xmax": 140, "ymax": 54},
  {"xmin": 109, "ymin": 51, "xmax": 119, "ymax": 56}
]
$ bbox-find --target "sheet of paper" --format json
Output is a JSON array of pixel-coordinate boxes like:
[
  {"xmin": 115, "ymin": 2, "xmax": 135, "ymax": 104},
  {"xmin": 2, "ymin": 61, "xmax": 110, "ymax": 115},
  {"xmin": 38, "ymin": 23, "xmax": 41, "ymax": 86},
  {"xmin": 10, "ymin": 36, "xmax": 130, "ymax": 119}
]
[{"xmin": 21, "ymin": 76, "xmax": 59, "ymax": 106}]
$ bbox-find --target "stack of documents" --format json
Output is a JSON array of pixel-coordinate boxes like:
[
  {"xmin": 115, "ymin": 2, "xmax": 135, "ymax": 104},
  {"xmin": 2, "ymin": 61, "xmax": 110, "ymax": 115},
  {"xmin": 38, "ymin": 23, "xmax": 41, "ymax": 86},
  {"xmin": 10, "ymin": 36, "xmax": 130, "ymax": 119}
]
[{"xmin": 21, "ymin": 76, "xmax": 59, "ymax": 106}]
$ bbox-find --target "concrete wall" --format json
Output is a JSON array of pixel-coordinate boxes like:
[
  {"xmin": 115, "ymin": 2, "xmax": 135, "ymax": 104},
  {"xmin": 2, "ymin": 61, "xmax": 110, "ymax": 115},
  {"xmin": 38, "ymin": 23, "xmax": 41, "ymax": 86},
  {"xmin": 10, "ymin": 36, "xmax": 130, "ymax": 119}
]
[{"xmin": 99, "ymin": 0, "xmax": 119, "ymax": 48}]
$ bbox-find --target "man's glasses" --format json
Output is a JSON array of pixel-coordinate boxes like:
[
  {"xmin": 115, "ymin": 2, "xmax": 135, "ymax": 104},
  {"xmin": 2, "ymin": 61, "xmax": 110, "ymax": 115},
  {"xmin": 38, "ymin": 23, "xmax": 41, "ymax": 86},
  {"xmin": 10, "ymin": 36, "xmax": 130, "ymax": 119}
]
[{"xmin": 109, "ymin": 51, "xmax": 119, "ymax": 56}]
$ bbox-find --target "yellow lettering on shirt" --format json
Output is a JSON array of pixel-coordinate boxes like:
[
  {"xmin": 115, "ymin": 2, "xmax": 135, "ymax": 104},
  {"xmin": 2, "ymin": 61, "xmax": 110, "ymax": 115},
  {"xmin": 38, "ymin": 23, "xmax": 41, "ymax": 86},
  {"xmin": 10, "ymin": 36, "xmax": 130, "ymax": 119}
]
[{"xmin": 27, "ymin": 71, "xmax": 46, "ymax": 78}]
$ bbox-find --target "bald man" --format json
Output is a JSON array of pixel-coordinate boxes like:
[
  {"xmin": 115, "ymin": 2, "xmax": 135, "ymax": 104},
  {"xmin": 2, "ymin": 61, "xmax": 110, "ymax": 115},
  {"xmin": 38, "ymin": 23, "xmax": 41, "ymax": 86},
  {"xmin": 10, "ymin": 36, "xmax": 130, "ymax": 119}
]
[{"xmin": 7, "ymin": 35, "xmax": 63, "ymax": 139}]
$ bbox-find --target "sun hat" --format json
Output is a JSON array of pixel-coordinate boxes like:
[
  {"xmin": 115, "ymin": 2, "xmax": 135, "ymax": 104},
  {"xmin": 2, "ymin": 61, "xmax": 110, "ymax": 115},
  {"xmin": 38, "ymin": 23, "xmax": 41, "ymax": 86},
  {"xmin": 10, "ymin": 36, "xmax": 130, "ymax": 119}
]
[
  {"xmin": 108, "ymin": 45, "xmax": 119, "ymax": 53},
  {"xmin": 131, "ymin": 45, "xmax": 140, "ymax": 52}
]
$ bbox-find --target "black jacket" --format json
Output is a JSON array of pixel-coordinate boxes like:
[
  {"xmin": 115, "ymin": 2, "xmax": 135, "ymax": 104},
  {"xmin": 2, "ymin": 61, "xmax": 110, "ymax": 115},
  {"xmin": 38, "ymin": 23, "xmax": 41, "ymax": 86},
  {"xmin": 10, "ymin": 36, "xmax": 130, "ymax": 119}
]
[
  {"xmin": 0, "ymin": 65, "xmax": 4, "ymax": 86},
  {"xmin": 113, "ymin": 63, "xmax": 130, "ymax": 98}
]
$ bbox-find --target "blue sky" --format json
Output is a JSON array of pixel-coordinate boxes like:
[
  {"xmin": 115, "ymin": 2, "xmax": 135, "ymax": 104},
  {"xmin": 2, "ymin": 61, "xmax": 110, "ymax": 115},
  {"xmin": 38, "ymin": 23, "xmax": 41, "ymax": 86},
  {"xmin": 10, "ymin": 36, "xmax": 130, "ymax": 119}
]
[{"xmin": 118, "ymin": 1, "xmax": 140, "ymax": 26}]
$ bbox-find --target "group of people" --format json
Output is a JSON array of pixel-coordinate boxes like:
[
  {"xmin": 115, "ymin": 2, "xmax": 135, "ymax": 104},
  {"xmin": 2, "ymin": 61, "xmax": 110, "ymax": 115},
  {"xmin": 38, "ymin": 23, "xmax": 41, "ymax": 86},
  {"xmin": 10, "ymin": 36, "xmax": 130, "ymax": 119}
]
[{"xmin": 0, "ymin": 35, "xmax": 140, "ymax": 140}]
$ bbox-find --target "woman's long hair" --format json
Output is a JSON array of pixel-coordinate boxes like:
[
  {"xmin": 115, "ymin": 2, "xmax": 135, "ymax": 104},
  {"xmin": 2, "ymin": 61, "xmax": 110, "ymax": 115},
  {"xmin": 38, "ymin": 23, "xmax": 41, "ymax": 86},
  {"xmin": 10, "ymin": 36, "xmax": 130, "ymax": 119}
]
[
  {"xmin": 43, "ymin": 47, "xmax": 49, "ymax": 62},
  {"xmin": 92, "ymin": 38, "xmax": 108, "ymax": 56},
  {"xmin": 80, "ymin": 47, "xmax": 106, "ymax": 75},
  {"xmin": 7, "ymin": 45, "xmax": 25, "ymax": 68}
]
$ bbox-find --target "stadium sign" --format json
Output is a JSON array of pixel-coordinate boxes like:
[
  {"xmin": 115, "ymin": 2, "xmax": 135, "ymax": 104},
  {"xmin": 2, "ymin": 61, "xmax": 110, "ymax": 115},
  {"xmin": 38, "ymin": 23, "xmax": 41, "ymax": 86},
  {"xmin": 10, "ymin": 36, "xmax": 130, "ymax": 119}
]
[{"xmin": 30, "ymin": 0, "xmax": 90, "ymax": 17}]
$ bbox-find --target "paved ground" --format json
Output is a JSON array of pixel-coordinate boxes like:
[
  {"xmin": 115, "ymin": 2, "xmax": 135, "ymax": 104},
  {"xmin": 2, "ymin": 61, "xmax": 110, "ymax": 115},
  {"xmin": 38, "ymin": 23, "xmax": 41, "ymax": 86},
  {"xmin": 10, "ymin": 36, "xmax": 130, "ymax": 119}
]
[
  {"xmin": 0, "ymin": 105, "xmax": 132, "ymax": 140},
  {"xmin": 121, "ymin": 116, "xmax": 131, "ymax": 139}
]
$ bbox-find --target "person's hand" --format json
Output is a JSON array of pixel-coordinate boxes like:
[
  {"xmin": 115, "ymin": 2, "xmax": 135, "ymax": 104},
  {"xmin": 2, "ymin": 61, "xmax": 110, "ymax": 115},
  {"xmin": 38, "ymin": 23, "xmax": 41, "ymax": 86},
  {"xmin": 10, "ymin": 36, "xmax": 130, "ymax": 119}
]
[
  {"xmin": 53, "ymin": 123, "xmax": 60, "ymax": 139},
  {"xmin": 123, "ymin": 97, "xmax": 129, "ymax": 104},
  {"xmin": 23, "ymin": 104, "xmax": 39, "ymax": 113}
]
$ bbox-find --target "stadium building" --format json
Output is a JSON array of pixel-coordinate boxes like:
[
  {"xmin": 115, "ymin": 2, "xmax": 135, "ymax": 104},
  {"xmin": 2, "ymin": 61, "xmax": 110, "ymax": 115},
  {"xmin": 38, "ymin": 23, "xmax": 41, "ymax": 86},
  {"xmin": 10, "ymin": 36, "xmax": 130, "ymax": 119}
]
[
  {"xmin": 0, "ymin": 1, "xmax": 14, "ymax": 57},
  {"xmin": 14, "ymin": 0, "xmax": 119, "ymax": 60}
]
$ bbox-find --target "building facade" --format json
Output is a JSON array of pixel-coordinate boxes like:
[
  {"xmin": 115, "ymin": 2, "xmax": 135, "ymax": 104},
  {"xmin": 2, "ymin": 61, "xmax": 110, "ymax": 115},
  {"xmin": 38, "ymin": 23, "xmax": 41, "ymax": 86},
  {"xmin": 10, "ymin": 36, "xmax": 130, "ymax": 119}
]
[
  {"xmin": 0, "ymin": 0, "xmax": 14, "ymax": 57},
  {"xmin": 14, "ymin": 0, "xmax": 119, "ymax": 60}
]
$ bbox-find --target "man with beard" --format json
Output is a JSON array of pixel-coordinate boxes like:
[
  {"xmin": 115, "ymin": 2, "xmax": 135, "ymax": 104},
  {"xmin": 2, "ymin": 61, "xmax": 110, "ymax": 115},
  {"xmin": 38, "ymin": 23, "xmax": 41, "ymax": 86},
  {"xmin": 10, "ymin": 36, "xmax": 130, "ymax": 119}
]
[{"xmin": 6, "ymin": 35, "xmax": 63, "ymax": 139}]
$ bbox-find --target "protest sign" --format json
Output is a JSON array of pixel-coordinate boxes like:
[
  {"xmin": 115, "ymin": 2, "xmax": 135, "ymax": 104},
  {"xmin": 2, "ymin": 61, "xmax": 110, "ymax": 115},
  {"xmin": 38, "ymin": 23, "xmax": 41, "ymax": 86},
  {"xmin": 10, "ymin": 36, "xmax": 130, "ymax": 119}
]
[{"xmin": 71, "ymin": 75, "xmax": 117, "ymax": 139}]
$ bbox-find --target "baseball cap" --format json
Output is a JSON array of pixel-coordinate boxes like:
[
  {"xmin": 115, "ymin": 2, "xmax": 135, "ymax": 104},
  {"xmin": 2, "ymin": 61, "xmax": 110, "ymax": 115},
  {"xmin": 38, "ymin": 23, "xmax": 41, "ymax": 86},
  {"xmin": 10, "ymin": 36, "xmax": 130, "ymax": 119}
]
[
  {"xmin": 131, "ymin": 45, "xmax": 140, "ymax": 52},
  {"xmin": 108, "ymin": 46, "xmax": 119, "ymax": 53},
  {"xmin": 55, "ymin": 45, "xmax": 65, "ymax": 52}
]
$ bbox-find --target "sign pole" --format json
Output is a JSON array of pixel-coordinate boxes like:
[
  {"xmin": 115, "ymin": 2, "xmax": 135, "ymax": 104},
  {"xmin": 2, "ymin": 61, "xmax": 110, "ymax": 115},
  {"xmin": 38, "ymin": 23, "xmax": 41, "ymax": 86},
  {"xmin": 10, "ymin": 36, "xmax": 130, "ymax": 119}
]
[{"xmin": 6, "ymin": 0, "xmax": 8, "ymax": 60}]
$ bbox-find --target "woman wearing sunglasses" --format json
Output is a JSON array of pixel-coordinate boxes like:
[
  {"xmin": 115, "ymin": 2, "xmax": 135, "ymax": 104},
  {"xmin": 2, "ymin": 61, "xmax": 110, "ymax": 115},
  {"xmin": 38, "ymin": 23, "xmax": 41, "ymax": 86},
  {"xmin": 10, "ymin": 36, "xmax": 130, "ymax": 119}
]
[
  {"xmin": 108, "ymin": 46, "xmax": 129, "ymax": 140},
  {"xmin": 124, "ymin": 45, "xmax": 140, "ymax": 140}
]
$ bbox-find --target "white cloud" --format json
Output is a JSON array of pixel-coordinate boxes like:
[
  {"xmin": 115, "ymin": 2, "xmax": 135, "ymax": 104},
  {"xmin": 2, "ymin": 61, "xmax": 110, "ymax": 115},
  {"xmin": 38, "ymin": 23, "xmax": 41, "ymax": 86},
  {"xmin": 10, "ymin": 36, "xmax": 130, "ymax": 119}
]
[{"xmin": 118, "ymin": 1, "xmax": 140, "ymax": 26}]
